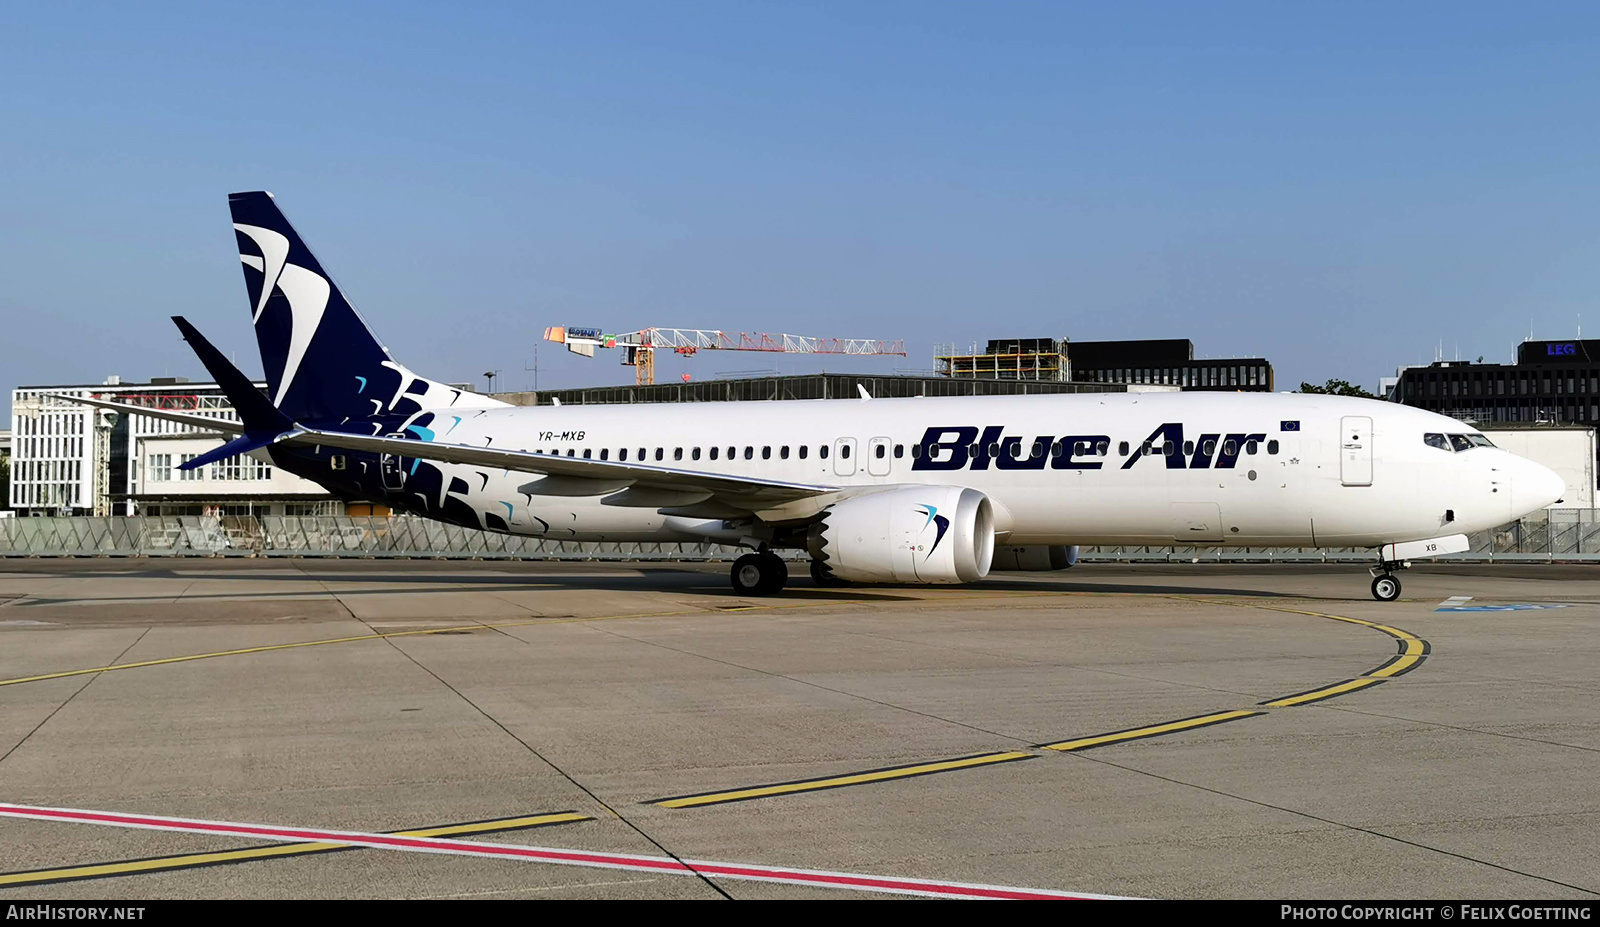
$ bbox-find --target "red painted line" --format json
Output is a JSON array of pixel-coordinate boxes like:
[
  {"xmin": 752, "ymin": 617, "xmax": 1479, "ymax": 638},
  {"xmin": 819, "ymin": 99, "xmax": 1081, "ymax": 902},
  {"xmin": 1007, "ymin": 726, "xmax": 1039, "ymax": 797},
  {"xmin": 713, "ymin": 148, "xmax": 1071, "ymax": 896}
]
[{"xmin": 0, "ymin": 802, "xmax": 1123, "ymax": 900}]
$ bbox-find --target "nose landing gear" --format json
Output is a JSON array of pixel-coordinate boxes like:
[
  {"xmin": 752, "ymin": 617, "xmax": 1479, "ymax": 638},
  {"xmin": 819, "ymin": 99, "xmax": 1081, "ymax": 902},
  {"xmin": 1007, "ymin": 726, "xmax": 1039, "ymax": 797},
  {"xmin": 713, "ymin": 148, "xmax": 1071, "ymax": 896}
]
[{"xmin": 1369, "ymin": 559, "xmax": 1408, "ymax": 601}]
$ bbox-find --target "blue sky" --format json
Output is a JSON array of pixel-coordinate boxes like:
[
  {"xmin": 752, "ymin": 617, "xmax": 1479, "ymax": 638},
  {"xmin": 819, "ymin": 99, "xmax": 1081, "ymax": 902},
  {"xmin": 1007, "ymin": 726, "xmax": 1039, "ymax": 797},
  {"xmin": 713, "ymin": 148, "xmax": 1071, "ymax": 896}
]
[{"xmin": 3, "ymin": 2, "xmax": 1598, "ymax": 416}]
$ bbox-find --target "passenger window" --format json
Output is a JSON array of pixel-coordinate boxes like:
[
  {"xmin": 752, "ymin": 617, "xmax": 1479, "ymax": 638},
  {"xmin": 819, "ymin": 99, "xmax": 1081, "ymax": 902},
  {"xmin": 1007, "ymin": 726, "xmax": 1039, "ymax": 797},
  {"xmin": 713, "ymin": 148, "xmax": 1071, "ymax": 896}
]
[
  {"xmin": 874, "ymin": 444, "xmax": 885, "ymax": 459},
  {"xmin": 1162, "ymin": 440, "xmax": 1175, "ymax": 456},
  {"xmin": 1245, "ymin": 440, "xmax": 1258, "ymax": 455},
  {"xmin": 1267, "ymin": 439, "xmax": 1280, "ymax": 455},
  {"xmin": 709, "ymin": 446, "xmax": 719, "ymax": 460},
  {"xmin": 1183, "ymin": 440, "xmax": 1194, "ymax": 455},
  {"xmin": 673, "ymin": 448, "xmax": 683, "ymax": 461},
  {"xmin": 1222, "ymin": 439, "xmax": 1237, "ymax": 456},
  {"xmin": 566, "ymin": 449, "xmax": 575, "ymax": 457},
  {"xmin": 841, "ymin": 444, "xmax": 852, "ymax": 459},
  {"xmin": 1449, "ymin": 434, "xmax": 1473, "ymax": 452},
  {"xmin": 583, "ymin": 449, "xmax": 591, "ymax": 459},
  {"xmin": 654, "ymin": 448, "xmax": 664, "ymax": 461},
  {"xmin": 600, "ymin": 449, "xmax": 609, "ymax": 461},
  {"xmin": 1052, "ymin": 440, "xmax": 1067, "ymax": 459},
  {"xmin": 820, "ymin": 445, "xmax": 829, "ymax": 459},
  {"xmin": 909, "ymin": 444, "xmax": 919, "ymax": 459},
  {"xmin": 638, "ymin": 448, "xmax": 646, "ymax": 460},
  {"xmin": 762, "ymin": 446, "xmax": 772, "ymax": 459},
  {"xmin": 619, "ymin": 449, "xmax": 628, "ymax": 461},
  {"xmin": 744, "ymin": 446, "xmax": 753, "ymax": 460},
  {"xmin": 727, "ymin": 446, "xmax": 735, "ymax": 459},
  {"xmin": 799, "ymin": 445, "xmax": 809, "ymax": 459},
  {"xmin": 1119, "ymin": 441, "xmax": 1130, "ymax": 456},
  {"xmin": 893, "ymin": 444, "xmax": 904, "ymax": 458},
  {"xmin": 780, "ymin": 446, "xmax": 790, "ymax": 459},
  {"xmin": 692, "ymin": 447, "xmax": 701, "ymax": 460},
  {"xmin": 1423, "ymin": 433, "xmax": 1449, "ymax": 451},
  {"xmin": 1096, "ymin": 440, "xmax": 1109, "ymax": 456},
  {"xmin": 1202, "ymin": 439, "xmax": 1215, "ymax": 456}
]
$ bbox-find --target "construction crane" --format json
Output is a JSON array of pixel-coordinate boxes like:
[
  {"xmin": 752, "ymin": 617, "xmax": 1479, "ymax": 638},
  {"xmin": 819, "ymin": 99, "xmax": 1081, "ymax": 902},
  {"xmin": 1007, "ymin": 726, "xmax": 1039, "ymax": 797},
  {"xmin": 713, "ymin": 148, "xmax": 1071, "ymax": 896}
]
[{"xmin": 543, "ymin": 326, "xmax": 908, "ymax": 386}]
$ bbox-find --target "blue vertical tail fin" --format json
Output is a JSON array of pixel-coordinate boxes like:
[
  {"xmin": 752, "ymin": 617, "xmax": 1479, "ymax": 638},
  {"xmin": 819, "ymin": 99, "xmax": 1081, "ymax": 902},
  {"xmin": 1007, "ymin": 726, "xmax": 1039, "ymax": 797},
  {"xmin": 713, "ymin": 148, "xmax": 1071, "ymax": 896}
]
[{"xmin": 228, "ymin": 191, "xmax": 504, "ymax": 423}]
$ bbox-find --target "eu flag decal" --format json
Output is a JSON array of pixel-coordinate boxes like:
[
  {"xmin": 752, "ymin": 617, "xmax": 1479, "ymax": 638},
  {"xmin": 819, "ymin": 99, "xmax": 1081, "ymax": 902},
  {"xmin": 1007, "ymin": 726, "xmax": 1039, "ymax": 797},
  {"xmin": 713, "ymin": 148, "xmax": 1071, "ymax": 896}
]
[{"xmin": 1280, "ymin": 420, "xmax": 1301, "ymax": 432}]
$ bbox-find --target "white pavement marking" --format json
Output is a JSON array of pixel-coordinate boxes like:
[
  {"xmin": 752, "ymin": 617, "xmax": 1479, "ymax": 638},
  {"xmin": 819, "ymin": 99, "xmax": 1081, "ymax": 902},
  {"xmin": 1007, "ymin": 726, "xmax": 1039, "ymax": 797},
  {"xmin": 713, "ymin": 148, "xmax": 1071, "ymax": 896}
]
[{"xmin": 0, "ymin": 802, "xmax": 1128, "ymax": 900}]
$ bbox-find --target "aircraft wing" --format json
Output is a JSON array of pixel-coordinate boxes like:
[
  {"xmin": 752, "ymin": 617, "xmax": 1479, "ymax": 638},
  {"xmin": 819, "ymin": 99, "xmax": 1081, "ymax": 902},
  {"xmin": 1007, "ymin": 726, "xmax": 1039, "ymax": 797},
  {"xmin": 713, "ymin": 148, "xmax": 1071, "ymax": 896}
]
[
  {"xmin": 286, "ymin": 428, "xmax": 837, "ymax": 502},
  {"xmin": 49, "ymin": 395, "xmax": 246, "ymax": 434}
]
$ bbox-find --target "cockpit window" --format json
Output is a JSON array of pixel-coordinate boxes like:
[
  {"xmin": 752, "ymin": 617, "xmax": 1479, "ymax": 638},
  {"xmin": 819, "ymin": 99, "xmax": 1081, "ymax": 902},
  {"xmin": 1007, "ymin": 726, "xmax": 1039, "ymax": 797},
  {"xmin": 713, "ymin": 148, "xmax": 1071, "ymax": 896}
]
[
  {"xmin": 1423, "ymin": 433, "xmax": 1450, "ymax": 451},
  {"xmin": 1468, "ymin": 434, "xmax": 1495, "ymax": 447},
  {"xmin": 1448, "ymin": 434, "xmax": 1474, "ymax": 452}
]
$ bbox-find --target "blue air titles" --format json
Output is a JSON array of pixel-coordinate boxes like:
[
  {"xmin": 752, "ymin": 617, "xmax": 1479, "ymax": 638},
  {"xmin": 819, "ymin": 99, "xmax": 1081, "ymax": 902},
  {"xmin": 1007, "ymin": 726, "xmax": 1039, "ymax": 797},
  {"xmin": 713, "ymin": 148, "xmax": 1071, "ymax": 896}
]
[{"xmin": 911, "ymin": 424, "xmax": 1270, "ymax": 472}]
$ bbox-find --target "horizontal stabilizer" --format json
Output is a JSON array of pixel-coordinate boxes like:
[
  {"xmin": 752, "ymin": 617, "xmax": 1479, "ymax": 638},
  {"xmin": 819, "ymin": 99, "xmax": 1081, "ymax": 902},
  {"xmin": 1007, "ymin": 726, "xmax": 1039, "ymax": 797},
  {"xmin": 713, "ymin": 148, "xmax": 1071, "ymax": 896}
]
[{"xmin": 176, "ymin": 431, "xmax": 294, "ymax": 471}]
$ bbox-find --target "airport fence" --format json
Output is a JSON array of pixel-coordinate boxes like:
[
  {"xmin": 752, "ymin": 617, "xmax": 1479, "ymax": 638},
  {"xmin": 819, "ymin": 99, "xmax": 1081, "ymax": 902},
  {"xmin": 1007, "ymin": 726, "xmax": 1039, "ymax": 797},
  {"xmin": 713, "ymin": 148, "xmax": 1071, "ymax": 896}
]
[{"xmin": 1, "ymin": 511, "xmax": 1598, "ymax": 562}]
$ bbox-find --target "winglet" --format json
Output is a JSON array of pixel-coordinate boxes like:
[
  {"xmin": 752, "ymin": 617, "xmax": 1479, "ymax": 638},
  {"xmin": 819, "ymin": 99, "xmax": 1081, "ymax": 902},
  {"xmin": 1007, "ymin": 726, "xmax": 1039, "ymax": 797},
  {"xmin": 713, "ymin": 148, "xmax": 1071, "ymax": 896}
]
[{"xmin": 857, "ymin": 383, "xmax": 872, "ymax": 401}]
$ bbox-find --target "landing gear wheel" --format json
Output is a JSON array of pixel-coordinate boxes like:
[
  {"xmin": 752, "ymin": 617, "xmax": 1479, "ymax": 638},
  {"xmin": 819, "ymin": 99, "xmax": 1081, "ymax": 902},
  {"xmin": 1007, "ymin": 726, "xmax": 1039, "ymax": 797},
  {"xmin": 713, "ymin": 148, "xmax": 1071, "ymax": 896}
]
[
  {"xmin": 731, "ymin": 553, "xmax": 787, "ymax": 595},
  {"xmin": 1371, "ymin": 574, "xmax": 1401, "ymax": 602},
  {"xmin": 765, "ymin": 553, "xmax": 788, "ymax": 591},
  {"xmin": 810, "ymin": 559, "xmax": 849, "ymax": 587}
]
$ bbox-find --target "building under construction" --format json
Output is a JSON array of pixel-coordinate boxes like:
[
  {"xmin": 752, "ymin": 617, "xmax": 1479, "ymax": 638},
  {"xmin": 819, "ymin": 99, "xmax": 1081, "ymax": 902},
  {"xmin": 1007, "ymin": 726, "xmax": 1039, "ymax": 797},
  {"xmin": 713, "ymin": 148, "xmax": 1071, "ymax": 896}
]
[
  {"xmin": 934, "ymin": 338, "xmax": 1071, "ymax": 381},
  {"xmin": 936, "ymin": 337, "xmax": 1275, "ymax": 392}
]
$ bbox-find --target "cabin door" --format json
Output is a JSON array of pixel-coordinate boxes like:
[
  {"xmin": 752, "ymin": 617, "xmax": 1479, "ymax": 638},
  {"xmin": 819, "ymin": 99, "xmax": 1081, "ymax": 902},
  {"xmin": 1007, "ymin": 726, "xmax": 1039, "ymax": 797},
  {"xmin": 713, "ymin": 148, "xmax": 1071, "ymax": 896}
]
[{"xmin": 1339, "ymin": 416, "xmax": 1373, "ymax": 486}]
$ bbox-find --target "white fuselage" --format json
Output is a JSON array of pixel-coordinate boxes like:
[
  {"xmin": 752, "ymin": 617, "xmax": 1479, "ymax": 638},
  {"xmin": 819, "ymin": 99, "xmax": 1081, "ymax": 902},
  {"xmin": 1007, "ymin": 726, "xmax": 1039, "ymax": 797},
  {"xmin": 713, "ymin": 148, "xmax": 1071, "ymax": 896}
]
[{"xmin": 385, "ymin": 391, "xmax": 1562, "ymax": 548}]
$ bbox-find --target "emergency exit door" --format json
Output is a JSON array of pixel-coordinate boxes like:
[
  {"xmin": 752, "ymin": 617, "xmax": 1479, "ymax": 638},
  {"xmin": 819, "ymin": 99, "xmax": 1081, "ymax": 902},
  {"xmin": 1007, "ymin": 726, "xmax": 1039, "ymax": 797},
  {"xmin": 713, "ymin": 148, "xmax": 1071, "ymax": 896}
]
[{"xmin": 1340, "ymin": 416, "xmax": 1372, "ymax": 486}]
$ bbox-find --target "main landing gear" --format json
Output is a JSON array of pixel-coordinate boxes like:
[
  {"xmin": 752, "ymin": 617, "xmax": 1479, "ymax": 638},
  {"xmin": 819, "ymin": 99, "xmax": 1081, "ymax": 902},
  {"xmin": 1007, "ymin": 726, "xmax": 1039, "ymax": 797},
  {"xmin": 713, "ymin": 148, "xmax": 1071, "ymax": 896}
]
[
  {"xmin": 730, "ymin": 551, "xmax": 788, "ymax": 595},
  {"xmin": 1369, "ymin": 559, "xmax": 1408, "ymax": 602}
]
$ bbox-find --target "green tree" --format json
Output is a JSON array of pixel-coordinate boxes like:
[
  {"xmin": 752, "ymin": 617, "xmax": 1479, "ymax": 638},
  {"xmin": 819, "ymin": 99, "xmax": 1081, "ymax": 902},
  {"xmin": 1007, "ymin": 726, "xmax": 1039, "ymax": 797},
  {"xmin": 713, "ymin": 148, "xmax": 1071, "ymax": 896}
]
[{"xmin": 1298, "ymin": 378, "xmax": 1379, "ymax": 399}]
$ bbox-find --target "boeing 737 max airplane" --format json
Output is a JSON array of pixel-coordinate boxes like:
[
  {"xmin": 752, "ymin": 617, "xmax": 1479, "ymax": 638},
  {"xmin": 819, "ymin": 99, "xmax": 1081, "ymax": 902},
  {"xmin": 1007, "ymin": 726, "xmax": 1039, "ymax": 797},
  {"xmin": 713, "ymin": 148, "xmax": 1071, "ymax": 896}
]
[{"xmin": 65, "ymin": 192, "xmax": 1565, "ymax": 601}]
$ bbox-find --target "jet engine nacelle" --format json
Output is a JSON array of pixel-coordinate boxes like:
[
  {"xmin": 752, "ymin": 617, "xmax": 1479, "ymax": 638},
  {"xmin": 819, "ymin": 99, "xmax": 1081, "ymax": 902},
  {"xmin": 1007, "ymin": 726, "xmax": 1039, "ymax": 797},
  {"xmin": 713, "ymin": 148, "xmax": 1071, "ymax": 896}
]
[
  {"xmin": 990, "ymin": 545, "xmax": 1079, "ymax": 571},
  {"xmin": 807, "ymin": 486, "xmax": 995, "ymax": 584}
]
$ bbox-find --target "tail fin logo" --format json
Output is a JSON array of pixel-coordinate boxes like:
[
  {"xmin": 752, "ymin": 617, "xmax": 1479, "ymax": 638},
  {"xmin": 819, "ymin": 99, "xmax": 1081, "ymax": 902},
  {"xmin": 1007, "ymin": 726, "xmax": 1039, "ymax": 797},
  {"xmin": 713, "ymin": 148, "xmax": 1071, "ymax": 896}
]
[
  {"xmin": 234, "ymin": 224, "xmax": 289, "ymax": 323},
  {"xmin": 235, "ymin": 222, "xmax": 329, "ymax": 407}
]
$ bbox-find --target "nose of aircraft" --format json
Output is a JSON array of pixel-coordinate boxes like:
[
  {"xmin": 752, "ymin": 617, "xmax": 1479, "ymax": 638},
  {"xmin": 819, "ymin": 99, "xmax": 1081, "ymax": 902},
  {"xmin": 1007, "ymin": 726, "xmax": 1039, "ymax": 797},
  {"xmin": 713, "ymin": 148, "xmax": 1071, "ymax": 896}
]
[{"xmin": 1511, "ymin": 458, "xmax": 1566, "ymax": 517}]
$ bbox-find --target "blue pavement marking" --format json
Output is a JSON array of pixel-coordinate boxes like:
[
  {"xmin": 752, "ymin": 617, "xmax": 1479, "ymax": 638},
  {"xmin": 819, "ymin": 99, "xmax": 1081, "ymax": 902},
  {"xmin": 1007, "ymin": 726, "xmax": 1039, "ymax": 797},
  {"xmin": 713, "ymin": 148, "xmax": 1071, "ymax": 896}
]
[{"xmin": 1436, "ymin": 604, "xmax": 1571, "ymax": 612}]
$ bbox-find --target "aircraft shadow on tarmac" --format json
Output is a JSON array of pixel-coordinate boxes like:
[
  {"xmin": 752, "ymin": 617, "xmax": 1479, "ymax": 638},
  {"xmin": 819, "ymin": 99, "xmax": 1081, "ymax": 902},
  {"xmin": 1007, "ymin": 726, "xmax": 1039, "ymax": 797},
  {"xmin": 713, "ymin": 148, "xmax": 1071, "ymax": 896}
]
[{"xmin": 6, "ymin": 563, "xmax": 1316, "ymax": 606}]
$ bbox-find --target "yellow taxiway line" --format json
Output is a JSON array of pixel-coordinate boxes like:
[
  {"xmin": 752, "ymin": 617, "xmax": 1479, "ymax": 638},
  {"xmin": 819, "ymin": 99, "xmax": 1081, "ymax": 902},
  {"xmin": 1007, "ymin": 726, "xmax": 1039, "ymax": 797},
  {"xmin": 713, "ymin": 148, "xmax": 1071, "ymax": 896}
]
[
  {"xmin": 652, "ymin": 751, "xmax": 1036, "ymax": 809},
  {"xmin": 0, "ymin": 610, "xmax": 710, "ymax": 689},
  {"xmin": 1040, "ymin": 709, "xmax": 1264, "ymax": 752},
  {"xmin": 0, "ymin": 811, "xmax": 590, "ymax": 888},
  {"xmin": 655, "ymin": 596, "xmax": 1433, "ymax": 810}
]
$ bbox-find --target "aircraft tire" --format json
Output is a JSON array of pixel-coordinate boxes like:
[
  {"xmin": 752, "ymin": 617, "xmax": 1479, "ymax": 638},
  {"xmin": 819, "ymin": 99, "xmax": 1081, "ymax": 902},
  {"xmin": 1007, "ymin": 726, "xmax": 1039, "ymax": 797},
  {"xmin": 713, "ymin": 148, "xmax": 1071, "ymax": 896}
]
[
  {"xmin": 731, "ymin": 553, "xmax": 787, "ymax": 595},
  {"xmin": 1371, "ymin": 574, "xmax": 1401, "ymax": 602}
]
